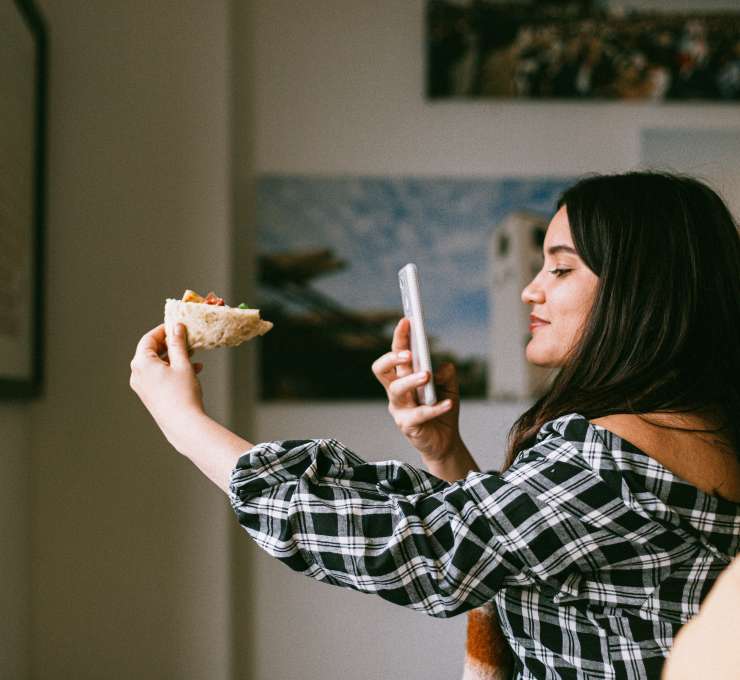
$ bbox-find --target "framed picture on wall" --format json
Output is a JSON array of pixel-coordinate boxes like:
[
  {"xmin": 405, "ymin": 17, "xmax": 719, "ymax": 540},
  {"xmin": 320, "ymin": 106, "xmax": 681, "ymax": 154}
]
[
  {"xmin": 0, "ymin": 0, "xmax": 47, "ymax": 398},
  {"xmin": 426, "ymin": 0, "xmax": 740, "ymax": 101},
  {"xmin": 255, "ymin": 174, "xmax": 575, "ymax": 402}
]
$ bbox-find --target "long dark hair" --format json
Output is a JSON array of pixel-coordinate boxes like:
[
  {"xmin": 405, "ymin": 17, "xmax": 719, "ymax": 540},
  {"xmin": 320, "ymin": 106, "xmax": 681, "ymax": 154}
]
[{"xmin": 505, "ymin": 171, "xmax": 740, "ymax": 467}]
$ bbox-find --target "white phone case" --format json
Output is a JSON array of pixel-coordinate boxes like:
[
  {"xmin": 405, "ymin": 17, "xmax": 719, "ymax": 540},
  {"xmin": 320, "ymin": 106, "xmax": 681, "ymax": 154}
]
[{"xmin": 398, "ymin": 263, "xmax": 436, "ymax": 406}]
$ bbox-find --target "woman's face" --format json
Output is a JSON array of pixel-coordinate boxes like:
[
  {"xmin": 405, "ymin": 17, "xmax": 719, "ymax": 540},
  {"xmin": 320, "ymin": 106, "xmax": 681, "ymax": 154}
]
[{"xmin": 521, "ymin": 205, "xmax": 599, "ymax": 368}]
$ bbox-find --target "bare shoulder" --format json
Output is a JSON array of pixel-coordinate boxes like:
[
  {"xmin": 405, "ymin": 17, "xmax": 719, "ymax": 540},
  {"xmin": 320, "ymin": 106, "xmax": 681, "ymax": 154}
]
[
  {"xmin": 589, "ymin": 413, "xmax": 667, "ymax": 455},
  {"xmin": 589, "ymin": 412, "xmax": 740, "ymax": 501}
]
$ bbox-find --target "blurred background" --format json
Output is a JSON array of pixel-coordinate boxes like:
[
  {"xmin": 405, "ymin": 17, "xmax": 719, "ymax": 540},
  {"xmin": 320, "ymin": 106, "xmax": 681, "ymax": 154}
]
[{"xmin": 2, "ymin": 1, "xmax": 739, "ymax": 678}]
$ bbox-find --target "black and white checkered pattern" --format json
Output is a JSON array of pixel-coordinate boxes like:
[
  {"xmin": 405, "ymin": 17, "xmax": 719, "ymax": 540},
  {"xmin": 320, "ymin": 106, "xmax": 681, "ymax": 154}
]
[{"xmin": 229, "ymin": 413, "xmax": 740, "ymax": 679}]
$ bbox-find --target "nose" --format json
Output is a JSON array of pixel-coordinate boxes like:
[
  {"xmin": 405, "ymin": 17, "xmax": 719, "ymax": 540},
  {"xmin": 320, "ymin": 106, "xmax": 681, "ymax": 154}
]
[{"xmin": 521, "ymin": 275, "xmax": 545, "ymax": 305}]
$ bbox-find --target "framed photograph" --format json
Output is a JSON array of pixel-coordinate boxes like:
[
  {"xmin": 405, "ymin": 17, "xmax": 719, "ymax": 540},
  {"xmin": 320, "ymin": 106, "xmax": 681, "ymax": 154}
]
[
  {"xmin": 256, "ymin": 174, "xmax": 575, "ymax": 401},
  {"xmin": 426, "ymin": 0, "xmax": 740, "ymax": 101},
  {"xmin": 0, "ymin": 0, "xmax": 47, "ymax": 398}
]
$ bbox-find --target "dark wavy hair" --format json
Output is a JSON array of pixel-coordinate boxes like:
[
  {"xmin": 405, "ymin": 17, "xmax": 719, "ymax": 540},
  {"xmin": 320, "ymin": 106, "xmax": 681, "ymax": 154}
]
[{"xmin": 505, "ymin": 171, "xmax": 740, "ymax": 467}]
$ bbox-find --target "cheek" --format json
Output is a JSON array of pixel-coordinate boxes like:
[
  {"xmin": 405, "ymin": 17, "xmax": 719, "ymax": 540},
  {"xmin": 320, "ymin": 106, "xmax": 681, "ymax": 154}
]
[{"xmin": 549, "ymin": 283, "xmax": 592, "ymax": 338}]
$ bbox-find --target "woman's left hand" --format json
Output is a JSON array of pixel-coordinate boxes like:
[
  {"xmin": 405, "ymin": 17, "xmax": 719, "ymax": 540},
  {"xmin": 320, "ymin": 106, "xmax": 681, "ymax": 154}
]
[{"xmin": 130, "ymin": 324, "xmax": 205, "ymax": 442}]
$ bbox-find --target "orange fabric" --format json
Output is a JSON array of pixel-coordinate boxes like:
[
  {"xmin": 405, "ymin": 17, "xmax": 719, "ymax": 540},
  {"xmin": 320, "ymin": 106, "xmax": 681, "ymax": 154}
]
[{"xmin": 464, "ymin": 604, "xmax": 513, "ymax": 679}]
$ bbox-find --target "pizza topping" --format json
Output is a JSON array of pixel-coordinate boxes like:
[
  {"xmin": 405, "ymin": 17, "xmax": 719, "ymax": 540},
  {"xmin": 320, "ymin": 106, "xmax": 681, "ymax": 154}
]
[
  {"xmin": 203, "ymin": 292, "xmax": 225, "ymax": 306},
  {"xmin": 181, "ymin": 289, "xmax": 227, "ymax": 306},
  {"xmin": 182, "ymin": 289, "xmax": 204, "ymax": 303}
]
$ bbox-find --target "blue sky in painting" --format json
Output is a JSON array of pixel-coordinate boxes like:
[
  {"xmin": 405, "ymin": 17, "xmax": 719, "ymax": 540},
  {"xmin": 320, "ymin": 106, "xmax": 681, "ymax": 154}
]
[{"xmin": 257, "ymin": 176, "xmax": 574, "ymax": 360}]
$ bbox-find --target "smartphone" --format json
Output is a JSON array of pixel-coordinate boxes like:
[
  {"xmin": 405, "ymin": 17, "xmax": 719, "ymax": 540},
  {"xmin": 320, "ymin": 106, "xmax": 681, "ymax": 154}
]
[{"xmin": 398, "ymin": 263, "xmax": 436, "ymax": 406}]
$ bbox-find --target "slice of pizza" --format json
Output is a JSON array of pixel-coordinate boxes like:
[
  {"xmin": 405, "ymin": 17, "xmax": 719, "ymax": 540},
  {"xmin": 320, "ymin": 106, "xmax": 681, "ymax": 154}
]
[{"xmin": 164, "ymin": 289, "xmax": 273, "ymax": 350}]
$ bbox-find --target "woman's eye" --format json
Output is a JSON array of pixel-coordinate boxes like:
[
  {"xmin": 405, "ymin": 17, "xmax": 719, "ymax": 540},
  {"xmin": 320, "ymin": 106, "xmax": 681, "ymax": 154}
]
[{"xmin": 548, "ymin": 268, "xmax": 571, "ymax": 278}]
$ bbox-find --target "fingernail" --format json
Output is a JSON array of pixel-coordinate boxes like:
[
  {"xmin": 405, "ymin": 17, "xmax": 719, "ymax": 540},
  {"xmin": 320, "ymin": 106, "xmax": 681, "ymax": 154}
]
[
  {"xmin": 442, "ymin": 399, "xmax": 453, "ymax": 409},
  {"xmin": 398, "ymin": 351, "xmax": 410, "ymax": 360},
  {"xmin": 175, "ymin": 324, "xmax": 184, "ymax": 336}
]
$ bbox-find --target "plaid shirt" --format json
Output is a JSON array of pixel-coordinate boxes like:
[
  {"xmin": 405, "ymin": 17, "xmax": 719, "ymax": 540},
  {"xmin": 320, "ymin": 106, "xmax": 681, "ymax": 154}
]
[{"xmin": 229, "ymin": 413, "xmax": 740, "ymax": 679}]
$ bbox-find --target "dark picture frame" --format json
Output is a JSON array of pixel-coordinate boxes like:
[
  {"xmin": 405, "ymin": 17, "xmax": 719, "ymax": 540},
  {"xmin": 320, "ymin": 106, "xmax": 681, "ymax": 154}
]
[{"xmin": 0, "ymin": 0, "xmax": 47, "ymax": 398}]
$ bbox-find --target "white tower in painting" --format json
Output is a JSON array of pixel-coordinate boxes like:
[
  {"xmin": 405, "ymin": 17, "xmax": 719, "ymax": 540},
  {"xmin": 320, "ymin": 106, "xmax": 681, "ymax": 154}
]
[{"xmin": 488, "ymin": 211, "xmax": 554, "ymax": 400}]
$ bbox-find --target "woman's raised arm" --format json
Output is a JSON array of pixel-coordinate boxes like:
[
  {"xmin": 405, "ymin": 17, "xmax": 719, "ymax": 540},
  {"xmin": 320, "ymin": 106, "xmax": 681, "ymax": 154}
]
[{"xmin": 129, "ymin": 323, "xmax": 253, "ymax": 493}]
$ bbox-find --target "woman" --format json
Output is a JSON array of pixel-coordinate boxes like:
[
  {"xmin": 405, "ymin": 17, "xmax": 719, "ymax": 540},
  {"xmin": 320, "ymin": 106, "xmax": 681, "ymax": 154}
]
[{"xmin": 130, "ymin": 172, "xmax": 740, "ymax": 679}]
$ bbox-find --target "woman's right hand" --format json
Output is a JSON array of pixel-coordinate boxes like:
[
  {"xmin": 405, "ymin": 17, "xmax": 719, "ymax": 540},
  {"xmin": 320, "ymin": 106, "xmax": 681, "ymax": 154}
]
[{"xmin": 372, "ymin": 318, "xmax": 464, "ymax": 465}]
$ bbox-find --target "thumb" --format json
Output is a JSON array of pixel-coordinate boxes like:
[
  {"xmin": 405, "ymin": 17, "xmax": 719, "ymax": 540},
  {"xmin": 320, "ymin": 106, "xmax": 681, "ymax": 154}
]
[
  {"xmin": 435, "ymin": 362, "xmax": 459, "ymax": 397},
  {"xmin": 167, "ymin": 323, "xmax": 192, "ymax": 370}
]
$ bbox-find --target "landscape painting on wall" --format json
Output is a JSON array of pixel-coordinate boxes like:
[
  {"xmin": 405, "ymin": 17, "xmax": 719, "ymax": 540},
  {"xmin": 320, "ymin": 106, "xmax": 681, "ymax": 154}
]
[
  {"xmin": 426, "ymin": 0, "xmax": 740, "ymax": 101},
  {"xmin": 256, "ymin": 175, "xmax": 575, "ymax": 401}
]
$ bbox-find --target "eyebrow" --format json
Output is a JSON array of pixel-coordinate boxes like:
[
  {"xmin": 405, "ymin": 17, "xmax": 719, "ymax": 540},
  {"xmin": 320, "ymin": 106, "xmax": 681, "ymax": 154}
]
[{"xmin": 545, "ymin": 245, "xmax": 579, "ymax": 256}]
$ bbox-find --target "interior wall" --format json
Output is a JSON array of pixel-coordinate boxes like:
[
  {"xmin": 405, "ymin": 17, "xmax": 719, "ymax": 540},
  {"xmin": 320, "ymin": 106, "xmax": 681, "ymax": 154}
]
[
  {"xmin": 5, "ymin": 2, "xmax": 736, "ymax": 679},
  {"xmin": 641, "ymin": 129, "xmax": 740, "ymax": 217},
  {"xmin": 28, "ymin": 1, "xmax": 234, "ymax": 678},
  {"xmin": 240, "ymin": 1, "xmax": 740, "ymax": 679},
  {"xmin": 228, "ymin": 1, "xmax": 260, "ymax": 677},
  {"xmin": 0, "ymin": 405, "xmax": 31, "ymax": 678}
]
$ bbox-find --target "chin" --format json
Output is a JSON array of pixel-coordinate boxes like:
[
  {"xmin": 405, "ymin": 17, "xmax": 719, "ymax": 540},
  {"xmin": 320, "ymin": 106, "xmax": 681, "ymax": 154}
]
[{"xmin": 525, "ymin": 343, "xmax": 562, "ymax": 368}]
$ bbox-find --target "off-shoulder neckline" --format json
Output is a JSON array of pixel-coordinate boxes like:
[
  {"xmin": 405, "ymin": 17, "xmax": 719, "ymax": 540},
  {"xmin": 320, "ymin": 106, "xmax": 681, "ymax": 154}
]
[{"xmin": 564, "ymin": 413, "xmax": 740, "ymax": 508}]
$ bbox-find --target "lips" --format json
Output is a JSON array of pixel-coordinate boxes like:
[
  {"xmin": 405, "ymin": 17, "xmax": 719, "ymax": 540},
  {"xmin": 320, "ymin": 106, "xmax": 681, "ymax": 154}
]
[{"xmin": 529, "ymin": 314, "xmax": 550, "ymax": 333}]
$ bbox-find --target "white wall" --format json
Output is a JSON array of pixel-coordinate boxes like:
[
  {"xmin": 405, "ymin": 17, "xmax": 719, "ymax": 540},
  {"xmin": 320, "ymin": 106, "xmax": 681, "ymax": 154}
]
[
  {"xmin": 26, "ymin": 1, "xmax": 235, "ymax": 677},
  {"xmin": 228, "ymin": 2, "xmax": 261, "ymax": 677},
  {"xmin": 242, "ymin": 1, "xmax": 740, "ymax": 679},
  {"xmin": 0, "ymin": 405, "xmax": 31, "ymax": 678},
  {"xmin": 642, "ymin": 129, "xmax": 740, "ymax": 218}
]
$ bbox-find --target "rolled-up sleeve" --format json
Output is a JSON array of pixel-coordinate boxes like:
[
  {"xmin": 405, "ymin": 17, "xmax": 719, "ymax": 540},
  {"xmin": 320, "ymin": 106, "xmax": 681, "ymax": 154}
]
[{"xmin": 229, "ymin": 435, "xmax": 691, "ymax": 618}]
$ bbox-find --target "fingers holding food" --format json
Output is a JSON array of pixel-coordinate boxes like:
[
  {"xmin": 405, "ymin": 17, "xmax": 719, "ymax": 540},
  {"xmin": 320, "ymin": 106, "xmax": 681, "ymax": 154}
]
[{"xmin": 164, "ymin": 323, "xmax": 193, "ymax": 370}]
